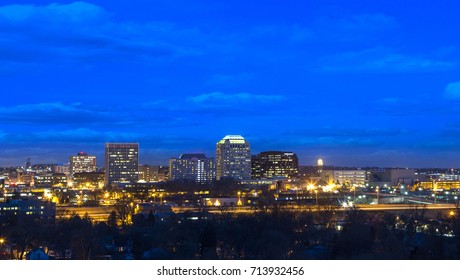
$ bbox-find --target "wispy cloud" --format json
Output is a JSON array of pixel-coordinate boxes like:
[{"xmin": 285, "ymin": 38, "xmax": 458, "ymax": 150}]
[
  {"xmin": 0, "ymin": 2, "xmax": 107, "ymax": 23},
  {"xmin": 0, "ymin": 2, "xmax": 200, "ymax": 65},
  {"xmin": 140, "ymin": 93, "xmax": 292, "ymax": 120},
  {"xmin": 0, "ymin": 102, "xmax": 205, "ymax": 129},
  {"xmin": 0, "ymin": 102, "xmax": 122, "ymax": 125},
  {"xmin": 284, "ymin": 127, "xmax": 411, "ymax": 138},
  {"xmin": 341, "ymin": 13, "xmax": 398, "ymax": 30},
  {"xmin": 251, "ymin": 135, "xmax": 383, "ymax": 150},
  {"xmin": 206, "ymin": 73, "xmax": 255, "ymax": 86},
  {"xmin": 372, "ymin": 96, "xmax": 460, "ymax": 117},
  {"xmin": 188, "ymin": 92, "xmax": 285, "ymax": 105},
  {"xmin": 317, "ymin": 47, "xmax": 457, "ymax": 73},
  {"xmin": 444, "ymin": 82, "xmax": 460, "ymax": 99},
  {"xmin": 312, "ymin": 13, "xmax": 398, "ymax": 42},
  {"xmin": 34, "ymin": 128, "xmax": 141, "ymax": 142},
  {"xmin": 0, "ymin": 127, "xmax": 206, "ymax": 147},
  {"xmin": 0, "ymin": 128, "xmax": 142, "ymax": 144},
  {"xmin": 241, "ymin": 13, "xmax": 397, "ymax": 46},
  {"xmin": 240, "ymin": 24, "xmax": 314, "ymax": 45}
]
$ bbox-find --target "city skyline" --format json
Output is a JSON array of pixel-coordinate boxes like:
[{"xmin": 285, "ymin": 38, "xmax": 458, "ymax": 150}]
[
  {"xmin": 3, "ymin": 137, "xmax": 460, "ymax": 170},
  {"xmin": 1, "ymin": 1, "xmax": 460, "ymax": 167}
]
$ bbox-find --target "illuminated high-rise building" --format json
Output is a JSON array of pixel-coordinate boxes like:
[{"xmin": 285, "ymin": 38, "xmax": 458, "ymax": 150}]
[
  {"xmin": 317, "ymin": 158, "xmax": 324, "ymax": 174},
  {"xmin": 69, "ymin": 152, "xmax": 96, "ymax": 178},
  {"xmin": 169, "ymin": 154, "xmax": 215, "ymax": 183},
  {"xmin": 104, "ymin": 143, "xmax": 139, "ymax": 186},
  {"xmin": 216, "ymin": 135, "xmax": 251, "ymax": 180},
  {"xmin": 251, "ymin": 155, "xmax": 262, "ymax": 179},
  {"xmin": 252, "ymin": 151, "xmax": 298, "ymax": 179}
]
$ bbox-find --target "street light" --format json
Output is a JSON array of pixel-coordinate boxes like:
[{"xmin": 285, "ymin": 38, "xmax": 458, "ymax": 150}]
[
  {"xmin": 432, "ymin": 193, "xmax": 437, "ymax": 205},
  {"xmin": 314, "ymin": 190, "xmax": 318, "ymax": 205},
  {"xmin": 0, "ymin": 238, "xmax": 4, "ymax": 255},
  {"xmin": 376, "ymin": 187, "xmax": 379, "ymax": 205},
  {"xmin": 401, "ymin": 185, "xmax": 405, "ymax": 203}
]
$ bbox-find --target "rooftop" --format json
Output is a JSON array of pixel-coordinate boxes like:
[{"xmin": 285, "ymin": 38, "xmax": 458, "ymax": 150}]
[
  {"xmin": 222, "ymin": 135, "xmax": 245, "ymax": 140},
  {"xmin": 218, "ymin": 135, "xmax": 248, "ymax": 145},
  {"xmin": 179, "ymin": 154, "xmax": 207, "ymax": 160}
]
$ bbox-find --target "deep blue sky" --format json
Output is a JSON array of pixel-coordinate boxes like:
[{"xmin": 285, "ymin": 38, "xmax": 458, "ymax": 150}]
[{"xmin": 1, "ymin": 1, "xmax": 460, "ymax": 168}]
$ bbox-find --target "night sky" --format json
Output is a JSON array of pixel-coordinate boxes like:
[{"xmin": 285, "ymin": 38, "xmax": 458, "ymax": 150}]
[{"xmin": 1, "ymin": 0, "xmax": 460, "ymax": 168}]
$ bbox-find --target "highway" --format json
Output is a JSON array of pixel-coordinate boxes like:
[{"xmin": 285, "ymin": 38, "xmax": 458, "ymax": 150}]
[
  {"xmin": 56, "ymin": 206, "xmax": 116, "ymax": 222},
  {"xmin": 354, "ymin": 203, "xmax": 455, "ymax": 211},
  {"xmin": 56, "ymin": 203, "xmax": 458, "ymax": 222}
]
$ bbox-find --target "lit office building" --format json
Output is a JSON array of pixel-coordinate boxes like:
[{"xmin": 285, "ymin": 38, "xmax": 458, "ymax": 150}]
[
  {"xmin": 53, "ymin": 165, "xmax": 69, "ymax": 176},
  {"xmin": 139, "ymin": 165, "xmax": 169, "ymax": 182},
  {"xmin": 216, "ymin": 135, "xmax": 251, "ymax": 181},
  {"xmin": 73, "ymin": 172, "xmax": 105, "ymax": 189},
  {"xmin": 169, "ymin": 154, "xmax": 215, "ymax": 183},
  {"xmin": 0, "ymin": 199, "xmax": 56, "ymax": 222},
  {"xmin": 252, "ymin": 151, "xmax": 298, "ymax": 179},
  {"xmin": 104, "ymin": 143, "xmax": 139, "ymax": 186},
  {"xmin": 69, "ymin": 152, "xmax": 96, "ymax": 177},
  {"xmin": 52, "ymin": 173, "xmax": 67, "ymax": 187},
  {"xmin": 321, "ymin": 170, "xmax": 368, "ymax": 186},
  {"xmin": 34, "ymin": 174, "xmax": 53, "ymax": 187},
  {"xmin": 251, "ymin": 155, "xmax": 262, "ymax": 180}
]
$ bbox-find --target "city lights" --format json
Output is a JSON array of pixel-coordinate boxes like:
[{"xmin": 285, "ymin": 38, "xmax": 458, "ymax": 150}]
[
  {"xmin": 0, "ymin": 0, "xmax": 458, "ymax": 263},
  {"xmin": 2, "ymin": 139, "xmax": 460, "ymax": 261}
]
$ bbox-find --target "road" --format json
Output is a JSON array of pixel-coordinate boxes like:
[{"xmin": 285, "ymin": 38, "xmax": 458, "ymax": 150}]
[
  {"xmin": 355, "ymin": 203, "xmax": 455, "ymax": 211},
  {"xmin": 56, "ymin": 203, "xmax": 458, "ymax": 221},
  {"xmin": 56, "ymin": 206, "xmax": 116, "ymax": 222}
]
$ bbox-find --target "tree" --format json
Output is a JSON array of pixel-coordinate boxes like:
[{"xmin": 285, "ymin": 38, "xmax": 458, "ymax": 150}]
[
  {"xmin": 146, "ymin": 211, "xmax": 156, "ymax": 228},
  {"xmin": 6, "ymin": 215, "xmax": 45, "ymax": 260},
  {"xmin": 114, "ymin": 197, "xmax": 135, "ymax": 228},
  {"xmin": 199, "ymin": 222, "xmax": 217, "ymax": 259},
  {"xmin": 334, "ymin": 208, "xmax": 373, "ymax": 259},
  {"xmin": 256, "ymin": 188, "xmax": 277, "ymax": 213},
  {"xmin": 107, "ymin": 211, "xmax": 118, "ymax": 229}
]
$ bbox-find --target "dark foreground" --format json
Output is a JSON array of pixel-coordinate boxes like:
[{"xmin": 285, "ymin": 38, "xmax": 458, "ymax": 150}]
[{"xmin": 1, "ymin": 206, "xmax": 459, "ymax": 260}]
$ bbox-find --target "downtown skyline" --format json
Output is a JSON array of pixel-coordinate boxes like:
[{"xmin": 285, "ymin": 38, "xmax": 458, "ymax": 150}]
[{"xmin": 1, "ymin": 1, "xmax": 460, "ymax": 168}]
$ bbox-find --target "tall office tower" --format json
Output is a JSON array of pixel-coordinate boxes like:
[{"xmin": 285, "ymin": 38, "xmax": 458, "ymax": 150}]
[
  {"xmin": 104, "ymin": 143, "xmax": 139, "ymax": 186},
  {"xmin": 317, "ymin": 158, "xmax": 324, "ymax": 174},
  {"xmin": 216, "ymin": 135, "xmax": 251, "ymax": 180},
  {"xmin": 251, "ymin": 155, "xmax": 262, "ymax": 179},
  {"xmin": 69, "ymin": 152, "xmax": 96, "ymax": 177},
  {"xmin": 169, "ymin": 154, "xmax": 215, "ymax": 183},
  {"xmin": 252, "ymin": 151, "xmax": 298, "ymax": 179}
]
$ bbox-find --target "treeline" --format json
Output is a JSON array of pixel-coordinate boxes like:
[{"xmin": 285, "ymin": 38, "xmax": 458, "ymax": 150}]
[{"xmin": 1, "ymin": 207, "xmax": 460, "ymax": 260}]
